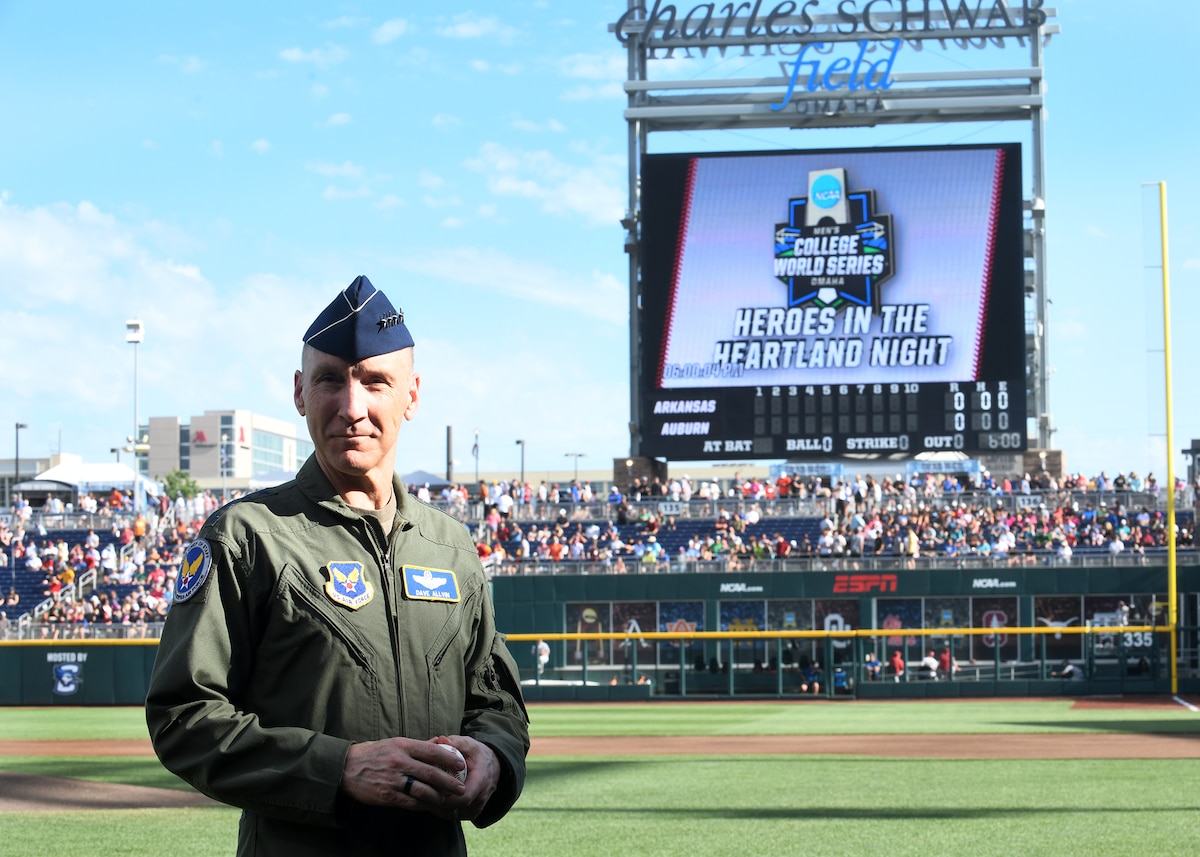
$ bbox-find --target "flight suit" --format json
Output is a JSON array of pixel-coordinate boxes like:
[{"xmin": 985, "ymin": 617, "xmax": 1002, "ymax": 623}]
[{"xmin": 146, "ymin": 457, "xmax": 529, "ymax": 856}]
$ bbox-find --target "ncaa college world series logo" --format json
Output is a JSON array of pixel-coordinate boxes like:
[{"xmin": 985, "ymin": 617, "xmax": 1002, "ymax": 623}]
[{"xmin": 774, "ymin": 168, "xmax": 895, "ymax": 313}]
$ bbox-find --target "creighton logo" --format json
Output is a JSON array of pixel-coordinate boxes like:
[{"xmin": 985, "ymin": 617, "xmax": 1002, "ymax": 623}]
[
  {"xmin": 52, "ymin": 663, "xmax": 82, "ymax": 696},
  {"xmin": 774, "ymin": 167, "xmax": 895, "ymax": 312},
  {"xmin": 324, "ymin": 561, "xmax": 374, "ymax": 610}
]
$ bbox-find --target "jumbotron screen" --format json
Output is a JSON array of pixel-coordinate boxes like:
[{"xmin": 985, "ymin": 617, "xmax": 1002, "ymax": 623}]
[{"xmin": 638, "ymin": 144, "xmax": 1028, "ymax": 460}]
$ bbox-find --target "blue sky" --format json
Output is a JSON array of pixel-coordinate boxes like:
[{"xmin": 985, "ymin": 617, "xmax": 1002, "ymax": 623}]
[{"xmin": 1, "ymin": 1, "xmax": 1196, "ymax": 484}]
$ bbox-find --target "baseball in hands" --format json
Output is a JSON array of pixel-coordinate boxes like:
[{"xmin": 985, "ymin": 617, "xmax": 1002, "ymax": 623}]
[{"xmin": 440, "ymin": 745, "xmax": 468, "ymax": 784}]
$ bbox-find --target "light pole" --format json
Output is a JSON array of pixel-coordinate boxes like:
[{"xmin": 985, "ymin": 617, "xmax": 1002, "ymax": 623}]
[
  {"xmin": 221, "ymin": 433, "xmax": 230, "ymax": 506},
  {"xmin": 110, "ymin": 447, "xmax": 121, "ymax": 463},
  {"xmin": 565, "ymin": 452, "xmax": 585, "ymax": 482},
  {"xmin": 13, "ymin": 422, "xmax": 26, "ymax": 508},
  {"xmin": 472, "ymin": 429, "xmax": 479, "ymax": 485},
  {"xmin": 515, "ymin": 439, "xmax": 525, "ymax": 489},
  {"xmin": 12, "ymin": 422, "xmax": 26, "ymax": 585},
  {"xmin": 125, "ymin": 319, "xmax": 144, "ymax": 514}
]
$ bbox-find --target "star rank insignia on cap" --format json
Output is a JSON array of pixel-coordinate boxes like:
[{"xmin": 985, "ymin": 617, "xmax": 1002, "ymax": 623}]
[
  {"xmin": 378, "ymin": 310, "xmax": 405, "ymax": 332},
  {"xmin": 324, "ymin": 561, "xmax": 374, "ymax": 610}
]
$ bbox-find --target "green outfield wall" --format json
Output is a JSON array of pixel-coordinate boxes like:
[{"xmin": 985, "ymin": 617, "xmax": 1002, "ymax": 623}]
[
  {"xmin": 0, "ymin": 640, "xmax": 158, "ymax": 706},
  {"xmin": 1, "ymin": 565, "xmax": 1195, "ymax": 705},
  {"xmin": 494, "ymin": 563, "xmax": 1200, "ymax": 699}
]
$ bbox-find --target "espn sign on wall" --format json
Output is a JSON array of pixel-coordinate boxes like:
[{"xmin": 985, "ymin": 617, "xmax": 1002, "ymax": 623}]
[{"xmin": 832, "ymin": 573, "xmax": 897, "ymax": 594}]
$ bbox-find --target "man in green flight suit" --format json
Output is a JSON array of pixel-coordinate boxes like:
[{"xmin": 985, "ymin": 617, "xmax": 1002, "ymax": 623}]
[{"xmin": 146, "ymin": 275, "xmax": 530, "ymax": 856}]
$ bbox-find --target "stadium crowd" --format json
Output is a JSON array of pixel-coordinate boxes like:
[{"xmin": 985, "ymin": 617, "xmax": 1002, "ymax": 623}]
[{"xmin": 1, "ymin": 465, "xmax": 1195, "ymax": 636}]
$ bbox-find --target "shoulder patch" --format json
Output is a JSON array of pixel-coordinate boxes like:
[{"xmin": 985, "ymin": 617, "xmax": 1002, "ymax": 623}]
[
  {"xmin": 402, "ymin": 566, "xmax": 460, "ymax": 602},
  {"xmin": 174, "ymin": 539, "xmax": 213, "ymax": 603},
  {"xmin": 324, "ymin": 561, "xmax": 375, "ymax": 610}
]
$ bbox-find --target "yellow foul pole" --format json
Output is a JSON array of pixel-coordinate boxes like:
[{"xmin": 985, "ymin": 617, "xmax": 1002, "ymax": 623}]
[{"xmin": 1157, "ymin": 182, "xmax": 1178, "ymax": 696}]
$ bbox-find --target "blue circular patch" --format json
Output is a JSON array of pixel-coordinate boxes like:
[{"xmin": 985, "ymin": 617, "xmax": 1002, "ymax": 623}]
[
  {"xmin": 175, "ymin": 538, "xmax": 213, "ymax": 603},
  {"xmin": 811, "ymin": 174, "xmax": 843, "ymax": 209}
]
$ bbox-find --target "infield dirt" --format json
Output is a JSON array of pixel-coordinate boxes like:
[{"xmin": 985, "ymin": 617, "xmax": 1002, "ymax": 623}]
[{"xmin": 2, "ymin": 696, "xmax": 1197, "ymax": 812}]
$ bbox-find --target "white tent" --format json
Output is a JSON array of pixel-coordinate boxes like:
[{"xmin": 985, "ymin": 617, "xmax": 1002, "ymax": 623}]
[{"xmin": 34, "ymin": 455, "xmax": 160, "ymax": 498}]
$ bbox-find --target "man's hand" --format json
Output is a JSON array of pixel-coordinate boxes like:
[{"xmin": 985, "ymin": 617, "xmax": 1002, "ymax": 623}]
[
  {"xmin": 434, "ymin": 735, "xmax": 500, "ymax": 822},
  {"xmin": 341, "ymin": 735, "xmax": 500, "ymax": 822},
  {"xmin": 341, "ymin": 737, "xmax": 466, "ymax": 810}
]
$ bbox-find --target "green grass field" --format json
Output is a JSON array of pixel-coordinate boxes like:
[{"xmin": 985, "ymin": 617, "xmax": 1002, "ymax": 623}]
[{"xmin": 1, "ymin": 700, "xmax": 1198, "ymax": 856}]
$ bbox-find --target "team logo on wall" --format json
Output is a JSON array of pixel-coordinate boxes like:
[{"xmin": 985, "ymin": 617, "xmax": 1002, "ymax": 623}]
[
  {"xmin": 52, "ymin": 662, "xmax": 82, "ymax": 696},
  {"xmin": 774, "ymin": 168, "xmax": 895, "ymax": 312}
]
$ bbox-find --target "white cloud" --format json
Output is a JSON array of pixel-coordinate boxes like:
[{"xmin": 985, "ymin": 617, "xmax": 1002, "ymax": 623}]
[
  {"xmin": 417, "ymin": 171, "xmax": 445, "ymax": 189},
  {"xmin": 558, "ymin": 52, "xmax": 626, "ymax": 80},
  {"xmin": 312, "ymin": 83, "xmax": 329, "ymax": 98},
  {"xmin": 1184, "ymin": 258, "xmax": 1200, "ymax": 270},
  {"xmin": 465, "ymin": 142, "xmax": 624, "ymax": 227},
  {"xmin": 512, "ymin": 117, "xmax": 566, "ymax": 133},
  {"xmin": 250, "ymin": 139, "xmax": 271, "ymax": 154},
  {"xmin": 211, "ymin": 140, "xmax": 224, "ymax": 158},
  {"xmin": 0, "ymin": 199, "xmax": 316, "ymax": 461},
  {"xmin": 325, "ymin": 112, "xmax": 352, "ymax": 126},
  {"xmin": 441, "ymin": 216, "xmax": 464, "ymax": 229},
  {"xmin": 560, "ymin": 82, "xmax": 626, "ymax": 101},
  {"xmin": 431, "ymin": 113, "xmax": 462, "ymax": 129},
  {"xmin": 307, "ymin": 161, "xmax": 365, "ymax": 179},
  {"xmin": 372, "ymin": 18, "xmax": 409, "ymax": 44},
  {"xmin": 376, "ymin": 194, "xmax": 405, "ymax": 210},
  {"xmin": 393, "ymin": 246, "xmax": 626, "ymax": 324},
  {"xmin": 279, "ymin": 46, "xmax": 347, "ymax": 67},
  {"xmin": 160, "ymin": 54, "xmax": 206, "ymax": 74},
  {"xmin": 321, "ymin": 185, "xmax": 372, "ymax": 201},
  {"xmin": 422, "ymin": 194, "xmax": 462, "ymax": 209},
  {"xmin": 326, "ymin": 16, "xmax": 368, "ymax": 29},
  {"xmin": 436, "ymin": 14, "xmax": 519, "ymax": 41}
]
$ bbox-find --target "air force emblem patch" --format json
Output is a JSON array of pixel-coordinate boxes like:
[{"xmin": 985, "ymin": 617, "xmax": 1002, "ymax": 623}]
[
  {"xmin": 324, "ymin": 561, "xmax": 374, "ymax": 610},
  {"xmin": 402, "ymin": 566, "xmax": 460, "ymax": 602},
  {"xmin": 174, "ymin": 539, "xmax": 213, "ymax": 603}
]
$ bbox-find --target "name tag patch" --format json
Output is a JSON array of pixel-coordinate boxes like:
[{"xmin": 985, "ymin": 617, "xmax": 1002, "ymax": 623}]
[
  {"xmin": 324, "ymin": 561, "xmax": 375, "ymax": 610},
  {"xmin": 402, "ymin": 566, "xmax": 460, "ymax": 602}
]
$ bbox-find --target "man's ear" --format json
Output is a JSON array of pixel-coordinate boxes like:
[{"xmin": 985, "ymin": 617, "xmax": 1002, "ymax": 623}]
[
  {"xmin": 404, "ymin": 372, "xmax": 421, "ymax": 421},
  {"xmin": 293, "ymin": 369, "xmax": 306, "ymax": 416}
]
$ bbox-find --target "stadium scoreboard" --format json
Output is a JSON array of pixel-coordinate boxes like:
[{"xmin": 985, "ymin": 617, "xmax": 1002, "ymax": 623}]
[{"xmin": 637, "ymin": 144, "xmax": 1028, "ymax": 460}]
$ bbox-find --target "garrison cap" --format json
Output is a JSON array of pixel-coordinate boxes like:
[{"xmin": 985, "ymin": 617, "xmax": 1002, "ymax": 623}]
[{"xmin": 303, "ymin": 275, "xmax": 413, "ymax": 360}]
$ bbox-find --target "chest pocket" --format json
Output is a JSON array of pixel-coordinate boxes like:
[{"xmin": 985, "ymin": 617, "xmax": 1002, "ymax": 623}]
[
  {"xmin": 253, "ymin": 563, "xmax": 383, "ymax": 740},
  {"xmin": 417, "ymin": 583, "xmax": 480, "ymax": 737}
]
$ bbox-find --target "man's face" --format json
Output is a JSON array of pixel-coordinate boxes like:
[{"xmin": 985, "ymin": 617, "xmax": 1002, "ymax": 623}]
[{"xmin": 294, "ymin": 346, "xmax": 420, "ymax": 487}]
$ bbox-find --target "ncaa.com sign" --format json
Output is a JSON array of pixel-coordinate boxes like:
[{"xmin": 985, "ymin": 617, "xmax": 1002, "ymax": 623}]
[
  {"xmin": 719, "ymin": 582, "xmax": 765, "ymax": 594},
  {"xmin": 972, "ymin": 578, "xmax": 1018, "ymax": 590}
]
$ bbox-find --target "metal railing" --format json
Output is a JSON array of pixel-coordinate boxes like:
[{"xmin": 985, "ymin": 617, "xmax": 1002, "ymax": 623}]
[{"xmin": 483, "ymin": 548, "xmax": 1195, "ymax": 577}]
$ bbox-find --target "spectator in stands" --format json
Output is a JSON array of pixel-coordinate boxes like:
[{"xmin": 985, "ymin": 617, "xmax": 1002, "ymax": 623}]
[
  {"xmin": 863, "ymin": 651, "xmax": 881, "ymax": 680},
  {"xmin": 888, "ymin": 650, "xmax": 905, "ymax": 680},
  {"xmin": 919, "ymin": 651, "xmax": 940, "ymax": 680}
]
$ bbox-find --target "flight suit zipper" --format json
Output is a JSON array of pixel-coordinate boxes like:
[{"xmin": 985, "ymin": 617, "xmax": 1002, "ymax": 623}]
[{"xmin": 361, "ymin": 515, "xmax": 405, "ymax": 732}]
